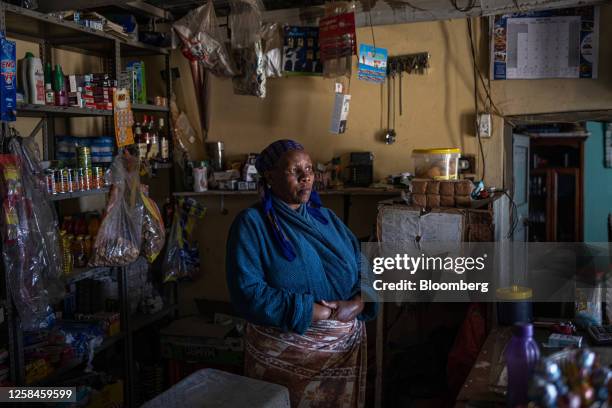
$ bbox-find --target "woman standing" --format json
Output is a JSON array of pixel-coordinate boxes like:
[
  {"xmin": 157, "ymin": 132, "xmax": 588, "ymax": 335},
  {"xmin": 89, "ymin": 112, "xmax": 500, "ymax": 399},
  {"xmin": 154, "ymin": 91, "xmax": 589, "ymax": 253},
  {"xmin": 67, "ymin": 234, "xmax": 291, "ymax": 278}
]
[{"xmin": 226, "ymin": 140, "xmax": 377, "ymax": 407}]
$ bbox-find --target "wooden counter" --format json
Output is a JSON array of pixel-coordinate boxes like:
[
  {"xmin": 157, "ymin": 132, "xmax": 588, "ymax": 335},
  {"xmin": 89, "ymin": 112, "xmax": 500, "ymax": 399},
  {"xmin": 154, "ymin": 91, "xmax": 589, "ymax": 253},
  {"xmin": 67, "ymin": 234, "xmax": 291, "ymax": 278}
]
[
  {"xmin": 175, "ymin": 188, "xmax": 406, "ymax": 223},
  {"xmin": 455, "ymin": 326, "xmax": 612, "ymax": 407},
  {"xmin": 174, "ymin": 187, "xmax": 404, "ymax": 197}
]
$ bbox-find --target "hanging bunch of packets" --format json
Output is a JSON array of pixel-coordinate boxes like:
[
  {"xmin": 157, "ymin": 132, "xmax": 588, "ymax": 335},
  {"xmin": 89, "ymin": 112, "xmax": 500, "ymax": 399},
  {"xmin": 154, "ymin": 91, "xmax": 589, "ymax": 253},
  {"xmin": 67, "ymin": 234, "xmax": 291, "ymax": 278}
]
[
  {"xmin": 113, "ymin": 88, "xmax": 134, "ymax": 148},
  {"xmin": 319, "ymin": 10, "xmax": 357, "ymax": 61},
  {"xmin": 162, "ymin": 197, "xmax": 206, "ymax": 282},
  {"xmin": 282, "ymin": 26, "xmax": 322, "ymax": 75},
  {"xmin": 358, "ymin": 44, "xmax": 388, "ymax": 83}
]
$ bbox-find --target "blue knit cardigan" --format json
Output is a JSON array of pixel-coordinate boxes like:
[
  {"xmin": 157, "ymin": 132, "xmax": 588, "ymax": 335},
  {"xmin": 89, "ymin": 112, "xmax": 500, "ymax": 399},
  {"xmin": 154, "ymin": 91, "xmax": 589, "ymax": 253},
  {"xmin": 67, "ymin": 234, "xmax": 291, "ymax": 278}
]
[{"xmin": 226, "ymin": 195, "xmax": 378, "ymax": 334}]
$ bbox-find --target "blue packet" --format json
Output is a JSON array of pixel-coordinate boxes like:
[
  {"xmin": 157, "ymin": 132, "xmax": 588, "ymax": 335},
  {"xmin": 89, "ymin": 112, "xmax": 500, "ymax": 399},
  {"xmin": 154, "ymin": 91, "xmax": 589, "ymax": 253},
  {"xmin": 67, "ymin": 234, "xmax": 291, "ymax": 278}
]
[{"xmin": 0, "ymin": 36, "xmax": 16, "ymax": 122}]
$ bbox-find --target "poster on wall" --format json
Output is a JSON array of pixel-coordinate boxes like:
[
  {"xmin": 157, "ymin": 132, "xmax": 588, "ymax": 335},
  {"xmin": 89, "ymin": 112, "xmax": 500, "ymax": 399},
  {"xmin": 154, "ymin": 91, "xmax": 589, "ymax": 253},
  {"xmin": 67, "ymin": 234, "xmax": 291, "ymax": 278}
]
[
  {"xmin": 357, "ymin": 44, "xmax": 388, "ymax": 83},
  {"xmin": 491, "ymin": 6, "xmax": 599, "ymax": 80},
  {"xmin": 282, "ymin": 26, "xmax": 322, "ymax": 75}
]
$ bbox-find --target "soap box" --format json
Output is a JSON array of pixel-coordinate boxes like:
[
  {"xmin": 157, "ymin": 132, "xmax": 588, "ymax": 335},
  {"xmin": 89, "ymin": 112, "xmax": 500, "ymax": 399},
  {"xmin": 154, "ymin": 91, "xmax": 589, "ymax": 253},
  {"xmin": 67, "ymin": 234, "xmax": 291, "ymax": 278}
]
[
  {"xmin": 0, "ymin": 36, "xmax": 16, "ymax": 121},
  {"xmin": 329, "ymin": 93, "xmax": 351, "ymax": 134},
  {"xmin": 548, "ymin": 333, "xmax": 583, "ymax": 348}
]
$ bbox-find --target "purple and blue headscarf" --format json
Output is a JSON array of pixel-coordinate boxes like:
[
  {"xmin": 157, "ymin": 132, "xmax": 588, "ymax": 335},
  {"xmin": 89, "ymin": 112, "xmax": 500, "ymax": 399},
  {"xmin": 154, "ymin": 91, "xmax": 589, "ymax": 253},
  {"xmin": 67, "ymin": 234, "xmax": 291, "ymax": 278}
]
[{"xmin": 255, "ymin": 139, "xmax": 328, "ymax": 261}]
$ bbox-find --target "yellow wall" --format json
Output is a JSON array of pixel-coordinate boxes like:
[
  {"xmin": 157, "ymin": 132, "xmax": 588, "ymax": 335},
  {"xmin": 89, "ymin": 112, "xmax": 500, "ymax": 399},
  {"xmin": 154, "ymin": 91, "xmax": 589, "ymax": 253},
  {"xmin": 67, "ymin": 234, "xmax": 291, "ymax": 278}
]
[
  {"xmin": 179, "ymin": 6, "xmax": 612, "ymax": 313},
  {"xmin": 205, "ymin": 6, "xmax": 612, "ymax": 188},
  {"xmin": 8, "ymin": 6, "xmax": 612, "ymax": 314},
  {"xmin": 209, "ymin": 19, "xmax": 485, "ymax": 183}
]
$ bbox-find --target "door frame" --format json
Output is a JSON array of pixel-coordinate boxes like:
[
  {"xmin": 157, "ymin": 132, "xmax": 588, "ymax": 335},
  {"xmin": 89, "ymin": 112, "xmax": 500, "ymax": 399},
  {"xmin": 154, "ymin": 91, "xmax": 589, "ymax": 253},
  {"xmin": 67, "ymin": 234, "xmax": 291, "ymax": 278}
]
[{"xmin": 511, "ymin": 133, "xmax": 530, "ymax": 242}]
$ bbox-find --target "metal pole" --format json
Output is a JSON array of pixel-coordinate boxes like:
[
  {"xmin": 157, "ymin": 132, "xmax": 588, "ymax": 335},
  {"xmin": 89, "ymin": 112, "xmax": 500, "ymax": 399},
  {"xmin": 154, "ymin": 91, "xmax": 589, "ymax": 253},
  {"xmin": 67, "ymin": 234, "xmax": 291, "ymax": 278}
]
[
  {"xmin": 0, "ymin": 2, "xmax": 6, "ymax": 36},
  {"xmin": 39, "ymin": 39, "xmax": 53, "ymax": 160},
  {"xmin": 118, "ymin": 266, "xmax": 133, "ymax": 407}
]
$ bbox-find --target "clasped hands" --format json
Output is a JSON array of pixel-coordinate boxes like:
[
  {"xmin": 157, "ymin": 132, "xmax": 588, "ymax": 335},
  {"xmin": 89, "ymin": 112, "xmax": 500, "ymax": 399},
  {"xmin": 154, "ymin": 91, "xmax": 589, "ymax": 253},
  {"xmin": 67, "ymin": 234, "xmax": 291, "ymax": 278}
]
[{"xmin": 312, "ymin": 295, "xmax": 363, "ymax": 322}]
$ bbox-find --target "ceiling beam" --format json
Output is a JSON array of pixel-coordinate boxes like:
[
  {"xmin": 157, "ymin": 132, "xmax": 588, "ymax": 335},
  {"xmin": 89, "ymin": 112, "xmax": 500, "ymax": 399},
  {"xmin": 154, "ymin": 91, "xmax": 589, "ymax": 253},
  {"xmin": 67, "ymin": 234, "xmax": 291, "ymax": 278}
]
[
  {"xmin": 262, "ymin": 0, "xmax": 606, "ymax": 27},
  {"xmin": 37, "ymin": 0, "xmax": 126, "ymax": 10},
  {"xmin": 37, "ymin": 0, "xmax": 172, "ymax": 20},
  {"xmin": 121, "ymin": 1, "xmax": 173, "ymax": 20}
]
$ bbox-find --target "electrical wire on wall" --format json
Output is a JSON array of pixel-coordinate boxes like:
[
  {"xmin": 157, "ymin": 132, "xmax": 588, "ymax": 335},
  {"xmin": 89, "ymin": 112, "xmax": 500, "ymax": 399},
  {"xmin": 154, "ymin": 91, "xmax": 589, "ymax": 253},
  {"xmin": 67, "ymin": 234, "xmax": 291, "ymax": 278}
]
[
  {"xmin": 452, "ymin": 0, "xmax": 476, "ymax": 13},
  {"xmin": 367, "ymin": 0, "xmax": 376, "ymax": 48},
  {"xmin": 503, "ymin": 189, "xmax": 520, "ymax": 238},
  {"xmin": 466, "ymin": 17, "xmax": 524, "ymax": 238},
  {"xmin": 468, "ymin": 18, "xmax": 505, "ymax": 120},
  {"xmin": 512, "ymin": 0, "xmax": 527, "ymax": 13},
  {"xmin": 467, "ymin": 17, "xmax": 487, "ymax": 183}
]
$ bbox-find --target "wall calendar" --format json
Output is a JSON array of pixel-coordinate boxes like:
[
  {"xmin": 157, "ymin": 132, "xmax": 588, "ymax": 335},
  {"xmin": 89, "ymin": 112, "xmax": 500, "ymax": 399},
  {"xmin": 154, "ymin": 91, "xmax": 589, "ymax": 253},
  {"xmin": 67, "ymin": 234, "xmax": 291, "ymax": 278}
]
[{"xmin": 491, "ymin": 6, "xmax": 599, "ymax": 80}]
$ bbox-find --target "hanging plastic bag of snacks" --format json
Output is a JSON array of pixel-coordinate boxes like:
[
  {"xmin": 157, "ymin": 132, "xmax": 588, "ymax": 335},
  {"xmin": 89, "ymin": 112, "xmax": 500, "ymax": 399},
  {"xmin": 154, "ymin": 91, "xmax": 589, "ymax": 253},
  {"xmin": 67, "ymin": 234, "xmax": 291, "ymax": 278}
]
[
  {"xmin": 89, "ymin": 152, "xmax": 144, "ymax": 267},
  {"xmin": 232, "ymin": 41, "xmax": 266, "ymax": 98},
  {"xmin": 0, "ymin": 135, "xmax": 63, "ymax": 331},
  {"xmin": 12, "ymin": 137, "xmax": 64, "ymax": 293},
  {"xmin": 228, "ymin": 0, "xmax": 264, "ymax": 49},
  {"xmin": 229, "ymin": 0, "xmax": 267, "ymax": 97},
  {"xmin": 172, "ymin": 1, "xmax": 236, "ymax": 77},
  {"xmin": 261, "ymin": 23, "xmax": 284, "ymax": 78},
  {"xmin": 162, "ymin": 197, "xmax": 206, "ymax": 282},
  {"xmin": 140, "ymin": 186, "xmax": 165, "ymax": 263}
]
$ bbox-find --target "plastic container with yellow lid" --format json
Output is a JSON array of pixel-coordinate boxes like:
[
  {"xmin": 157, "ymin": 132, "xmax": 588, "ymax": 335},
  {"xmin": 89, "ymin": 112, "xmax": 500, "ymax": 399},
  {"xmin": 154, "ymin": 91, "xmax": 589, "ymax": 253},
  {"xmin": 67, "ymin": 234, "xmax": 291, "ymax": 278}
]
[
  {"xmin": 412, "ymin": 148, "xmax": 461, "ymax": 180},
  {"xmin": 496, "ymin": 285, "xmax": 533, "ymax": 301},
  {"xmin": 496, "ymin": 285, "xmax": 533, "ymax": 326}
]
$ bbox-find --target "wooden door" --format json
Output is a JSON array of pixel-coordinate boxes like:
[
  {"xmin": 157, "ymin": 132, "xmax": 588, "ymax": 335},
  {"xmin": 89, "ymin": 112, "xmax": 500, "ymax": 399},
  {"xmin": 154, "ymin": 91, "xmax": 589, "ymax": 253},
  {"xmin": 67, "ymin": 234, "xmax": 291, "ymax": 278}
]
[{"xmin": 551, "ymin": 168, "xmax": 582, "ymax": 242}]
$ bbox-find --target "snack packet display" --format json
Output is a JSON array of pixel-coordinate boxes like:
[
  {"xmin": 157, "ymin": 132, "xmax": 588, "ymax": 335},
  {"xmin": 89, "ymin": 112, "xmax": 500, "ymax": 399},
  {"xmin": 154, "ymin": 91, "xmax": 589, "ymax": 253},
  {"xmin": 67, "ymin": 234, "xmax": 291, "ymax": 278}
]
[
  {"xmin": 162, "ymin": 197, "xmax": 206, "ymax": 282},
  {"xmin": 140, "ymin": 187, "xmax": 165, "ymax": 263},
  {"xmin": 113, "ymin": 88, "xmax": 134, "ymax": 148},
  {"xmin": 319, "ymin": 2, "xmax": 356, "ymax": 78},
  {"xmin": 89, "ymin": 153, "xmax": 143, "ymax": 266}
]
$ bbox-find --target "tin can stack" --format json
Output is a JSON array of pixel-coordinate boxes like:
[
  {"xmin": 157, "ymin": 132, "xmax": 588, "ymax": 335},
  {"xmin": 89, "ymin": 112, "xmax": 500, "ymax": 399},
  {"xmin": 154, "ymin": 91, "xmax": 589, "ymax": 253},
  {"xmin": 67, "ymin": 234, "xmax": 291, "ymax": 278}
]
[
  {"xmin": 45, "ymin": 153, "xmax": 108, "ymax": 196},
  {"xmin": 77, "ymin": 146, "xmax": 92, "ymax": 190},
  {"xmin": 60, "ymin": 230, "xmax": 73, "ymax": 276}
]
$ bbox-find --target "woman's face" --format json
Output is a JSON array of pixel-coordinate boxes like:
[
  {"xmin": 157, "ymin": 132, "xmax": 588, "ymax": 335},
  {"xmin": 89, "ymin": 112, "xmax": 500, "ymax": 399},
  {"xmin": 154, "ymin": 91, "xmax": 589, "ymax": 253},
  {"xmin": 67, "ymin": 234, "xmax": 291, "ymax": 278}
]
[{"xmin": 267, "ymin": 150, "xmax": 314, "ymax": 208}]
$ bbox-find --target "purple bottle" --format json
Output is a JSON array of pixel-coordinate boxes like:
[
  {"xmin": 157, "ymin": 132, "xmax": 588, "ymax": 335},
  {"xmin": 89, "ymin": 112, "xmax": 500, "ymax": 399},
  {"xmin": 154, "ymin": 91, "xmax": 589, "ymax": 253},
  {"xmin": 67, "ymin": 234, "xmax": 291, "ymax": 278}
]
[{"xmin": 505, "ymin": 323, "xmax": 540, "ymax": 407}]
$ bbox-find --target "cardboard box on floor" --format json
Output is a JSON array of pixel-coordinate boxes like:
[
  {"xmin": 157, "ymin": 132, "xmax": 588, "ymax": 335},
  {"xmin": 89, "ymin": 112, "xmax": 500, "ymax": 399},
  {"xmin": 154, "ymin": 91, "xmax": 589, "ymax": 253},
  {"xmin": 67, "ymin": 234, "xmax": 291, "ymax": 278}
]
[{"xmin": 160, "ymin": 313, "xmax": 244, "ymax": 367}]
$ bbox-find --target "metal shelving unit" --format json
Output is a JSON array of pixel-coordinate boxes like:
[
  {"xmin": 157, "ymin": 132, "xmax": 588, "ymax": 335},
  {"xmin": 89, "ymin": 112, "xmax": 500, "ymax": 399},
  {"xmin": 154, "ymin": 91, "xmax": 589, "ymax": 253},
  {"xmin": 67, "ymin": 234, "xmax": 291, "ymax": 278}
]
[
  {"xmin": 30, "ymin": 331, "xmax": 126, "ymax": 386},
  {"xmin": 152, "ymin": 161, "xmax": 173, "ymax": 170},
  {"xmin": 17, "ymin": 104, "xmax": 113, "ymax": 117},
  {"xmin": 48, "ymin": 187, "xmax": 110, "ymax": 201},
  {"xmin": 132, "ymin": 103, "xmax": 170, "ymax": 113},
  {"xmin": 66, "ymin": 266, "xmax": 112, "ymax": 284},
  {"xmin": 0, "ymin": 2, "xmax": 177, "ymax": 406},
  {"xmin": 121, "ymin": 39, "xmax": 169, "ymax": 57}
]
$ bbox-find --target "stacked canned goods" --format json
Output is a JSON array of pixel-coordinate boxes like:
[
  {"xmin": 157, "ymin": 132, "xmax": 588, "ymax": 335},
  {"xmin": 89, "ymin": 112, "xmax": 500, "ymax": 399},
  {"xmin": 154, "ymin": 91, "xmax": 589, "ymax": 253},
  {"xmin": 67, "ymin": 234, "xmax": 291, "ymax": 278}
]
[
  {"xmin": 45, "ymin": 164, "xmax": 107, "ymax": 195},
  {"xmin": 60, "ymin": 230, "xmax": 73, "ymax": 276},
  {"xmin": 77, "ymin": 146, "xmax": 92, "ymax": 191},
  {"xmin": 92, "ymin": 167, "xmax": 105, "ymax": 189}
]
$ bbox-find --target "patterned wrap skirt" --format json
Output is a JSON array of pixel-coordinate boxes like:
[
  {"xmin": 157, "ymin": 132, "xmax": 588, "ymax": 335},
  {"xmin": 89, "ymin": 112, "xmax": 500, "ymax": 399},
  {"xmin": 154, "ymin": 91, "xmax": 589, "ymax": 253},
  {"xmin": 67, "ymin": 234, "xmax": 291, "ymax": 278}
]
[{"xmin": 244, "ymin": 319, "xmax": 366, "ymax": 408}]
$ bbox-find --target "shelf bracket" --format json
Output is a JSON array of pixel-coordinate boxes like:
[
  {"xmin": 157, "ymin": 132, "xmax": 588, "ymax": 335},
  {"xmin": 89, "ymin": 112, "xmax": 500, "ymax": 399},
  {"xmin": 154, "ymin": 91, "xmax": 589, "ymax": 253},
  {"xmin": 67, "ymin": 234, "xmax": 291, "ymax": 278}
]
[
  {"xmin": 27, "ymin": 118, "xmax": 45, "ymax": 139},
  {"xmin": 220, "ymin": 194, "xmax": 228, "ymax": 215},
  {"xmin": 0, "ymin": 3, "xmax": 5, "ymax": 37}
]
